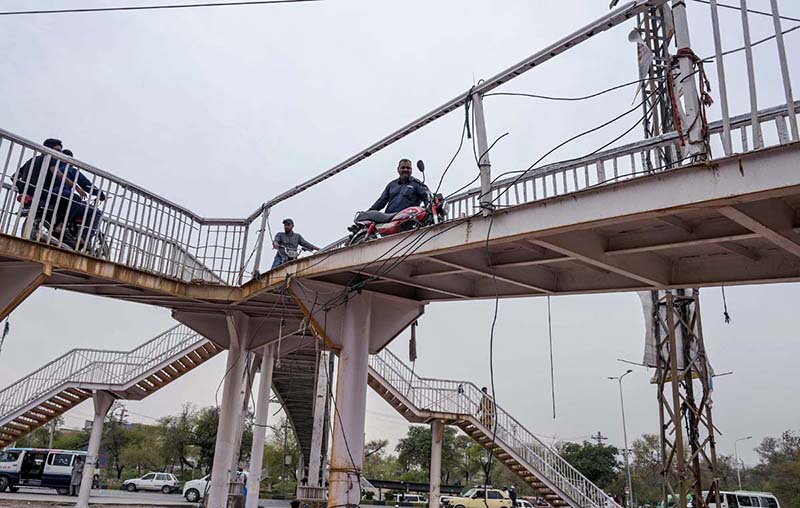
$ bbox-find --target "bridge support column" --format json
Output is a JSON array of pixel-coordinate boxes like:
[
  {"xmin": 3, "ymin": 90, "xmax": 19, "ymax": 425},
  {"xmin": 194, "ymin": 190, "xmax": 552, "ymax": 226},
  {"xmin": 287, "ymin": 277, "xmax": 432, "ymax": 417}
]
[
  {"xmin": 308, "ymin": 350, "xmax": 330, "ymax": 487},
  {"xmin": 327, "ymin": 297, "xmax": 373, "ymax": 508},
  {"xmin": 429, "ymin": 420, "xmax": 443, "ymax": 508},
  {"xmin": 75, "ymin": 391, "xmax": 114, "ymax": 508},
  {"xmin": 246, "ymin": 344, "xmax": 276, "ymax": 508},
  {"xmin": 289, "ymin": 280, "xmax": 425, "ymax": 508},
  {"xmin": 207, "ymin": 314, "xmax": 253, "ymax": 508}
]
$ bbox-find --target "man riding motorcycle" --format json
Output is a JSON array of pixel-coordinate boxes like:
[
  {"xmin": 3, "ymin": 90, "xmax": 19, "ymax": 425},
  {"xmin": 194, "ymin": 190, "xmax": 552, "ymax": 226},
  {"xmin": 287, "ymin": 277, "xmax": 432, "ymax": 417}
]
[{"xmin": 367, "ymin": 158, "xmax": 429, "ymax": 219}]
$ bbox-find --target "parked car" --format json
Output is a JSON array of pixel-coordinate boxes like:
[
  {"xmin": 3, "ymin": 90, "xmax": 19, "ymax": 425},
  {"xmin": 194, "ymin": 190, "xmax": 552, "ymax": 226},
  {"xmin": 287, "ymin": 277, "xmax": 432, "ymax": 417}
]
[
  {"xmin": 395, "ymin": 493, "xmax": 427, "ymax": 506},
  {"xmin": 183, "ymin": 475, "xmax": 210, "ymax": 502},
  {"xmin": 442, "ymin": 488, "xmax": 512, "ymax": 508},
  {"xmin": 517, "ymin": 500, "xmax": 535, "ymax": 508},
  {"xmin": 122, "ymin": 472, "xmax": 180, "ymax": 493},
  {"xmin": 0, "ymin": 448, "xmax": 94, "ymax": 495}
]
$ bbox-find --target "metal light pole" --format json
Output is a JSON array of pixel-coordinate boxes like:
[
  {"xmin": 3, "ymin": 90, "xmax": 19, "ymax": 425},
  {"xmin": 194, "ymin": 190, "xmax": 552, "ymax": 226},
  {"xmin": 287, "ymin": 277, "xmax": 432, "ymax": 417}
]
[
  {"xmin": 609, "ymin": 370, "xmax": 634, "ymax": 508},
  {"xmin": 734, "ymin": 436, "xmax": 752, "ymax": 490}
]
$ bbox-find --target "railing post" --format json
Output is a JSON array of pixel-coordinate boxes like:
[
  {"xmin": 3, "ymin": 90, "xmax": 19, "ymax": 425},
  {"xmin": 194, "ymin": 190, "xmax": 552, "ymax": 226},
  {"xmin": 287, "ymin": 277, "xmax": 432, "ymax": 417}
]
[
  {"xmin": 670, "ymin": 0, "xmax": 708, "ymax": 160},
  {"xmin": 471, "ymin": 91, "xmax": 493, "ymax": 216},
  {"xmin": 21, "ymin": 153, "xmax": 52, "ymax": 240},
  {"xmin": 251, "ymin": 206, "xmax": 269, "ymax": 276},
  {"xmin": 237, "ymin": 223, "xmax": 250, "ymax": 285}
]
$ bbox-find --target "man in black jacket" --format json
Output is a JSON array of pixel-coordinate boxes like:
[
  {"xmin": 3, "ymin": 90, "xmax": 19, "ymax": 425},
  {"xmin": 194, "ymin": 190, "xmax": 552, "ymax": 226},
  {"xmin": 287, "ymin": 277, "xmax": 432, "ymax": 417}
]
[{"xmin": 370, "ymin": 158, "xmax": 429, "ymax": 215}]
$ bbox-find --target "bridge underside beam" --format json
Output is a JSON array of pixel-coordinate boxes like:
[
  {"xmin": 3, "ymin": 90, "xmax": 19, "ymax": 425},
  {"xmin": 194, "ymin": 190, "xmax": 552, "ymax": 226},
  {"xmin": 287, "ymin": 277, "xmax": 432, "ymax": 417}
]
[{"xmin": 0, "ymin": 260, "xmax": 51, "ymax": 320}]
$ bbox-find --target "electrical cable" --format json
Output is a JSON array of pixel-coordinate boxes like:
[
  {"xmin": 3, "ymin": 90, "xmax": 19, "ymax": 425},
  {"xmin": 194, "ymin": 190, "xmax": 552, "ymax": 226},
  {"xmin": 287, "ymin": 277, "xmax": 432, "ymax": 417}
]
[
  {"xmin": 703, "ymin": 23, "xmax": 800, "ymax": 61},
  {"xmin": 0, "ymin": 0, "xmax": 322, "ymax": 16},
  {"xmin": 481, "ymin": 212, "xmax": 500, "ymax": 500},
  {"xmin": 484, "ymin": 78, "xmax": 646, "ymax": 102},
  {"xmin": 721, "ymin": 286, "xmax": 731, "ymax": 324},
  {"xmin": 483, "ymin": 87, "xmax": 660, "ymax": 207},
  {"xmin": 690, "ymin": 0, "xmax": 800, "ymax": 23}
]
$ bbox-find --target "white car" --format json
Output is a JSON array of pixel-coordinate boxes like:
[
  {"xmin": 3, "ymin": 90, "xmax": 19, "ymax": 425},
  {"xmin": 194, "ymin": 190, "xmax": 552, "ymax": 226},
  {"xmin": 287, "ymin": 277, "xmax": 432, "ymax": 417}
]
[
  {"xmin": 122, "ymin": 472, "xmax": 180, "ymax": 493},
  {"xmin": 182, "ymin": 475, "xmax": 210, "ymax": 502},
  {"xmin": 517, "ymin": 500, "xmax": 535, "ymax": 508}
]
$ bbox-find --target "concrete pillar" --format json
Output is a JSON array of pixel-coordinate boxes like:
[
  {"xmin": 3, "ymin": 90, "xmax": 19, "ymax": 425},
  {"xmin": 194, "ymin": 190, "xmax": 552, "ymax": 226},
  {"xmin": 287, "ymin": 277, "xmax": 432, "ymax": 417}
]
[
  {"xmin": 307, "ymin": 350, "xmax": 330, "ymax": 487},
  {"xmin": 231, "ymin": 353, "xmax": 257, "ymax": 473},
  {"xmin": 207, "ymin": 315, "xmax": 251, "ymax": 508},
  {"xmin": 327, "ymin": 297, "xmax": 373, "ymax": 508},
  {"xmin": 429, "ymin": 420, "xmax": 443, "ymax": 508},
  {"xmin": 75, "ymin": 391, "xmax": 114, "ymax": 508},
  {"xmin": 246, "ymin": 344, "xmax": 276, "ymax": 508}
]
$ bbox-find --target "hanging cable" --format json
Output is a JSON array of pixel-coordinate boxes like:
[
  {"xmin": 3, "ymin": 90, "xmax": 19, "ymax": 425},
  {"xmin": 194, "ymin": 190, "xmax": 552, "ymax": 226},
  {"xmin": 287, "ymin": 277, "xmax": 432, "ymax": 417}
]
[
  {"xmin": 0, "ymin": 0, "xmax": 322, "ymax": 16},
  {"xmin": 690, "ymin": 0, "xmax": 800, "ymax": 23},
  {"xmin": 547, "ymin": 296, "xmax": 556, "ymax": 419},
  {"xmin": 721, "ymin": 286, "xmax": 731, "ymax": 324},
  {"xmin": 484, "ymin": 78, "xmax": 646, "ymax": 102}
]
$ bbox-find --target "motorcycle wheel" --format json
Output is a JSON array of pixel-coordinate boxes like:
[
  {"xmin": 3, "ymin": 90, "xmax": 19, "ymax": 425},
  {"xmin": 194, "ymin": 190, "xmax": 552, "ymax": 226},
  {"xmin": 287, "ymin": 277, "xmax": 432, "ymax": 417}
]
[{"xmin": 347, "ymin": 229, "xmax": 375, "ymax": 246}]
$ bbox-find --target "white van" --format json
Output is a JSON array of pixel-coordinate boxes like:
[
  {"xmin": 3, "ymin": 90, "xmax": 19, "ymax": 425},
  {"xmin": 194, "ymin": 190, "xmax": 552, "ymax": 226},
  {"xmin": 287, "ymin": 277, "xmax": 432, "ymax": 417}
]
[
  {"xmin": 706, "ymin": 491, "xmax": 781, "ymax": 508},
  {"xmin": 0, "ymin": 448, "xmax": 90, "ymax": 495}
]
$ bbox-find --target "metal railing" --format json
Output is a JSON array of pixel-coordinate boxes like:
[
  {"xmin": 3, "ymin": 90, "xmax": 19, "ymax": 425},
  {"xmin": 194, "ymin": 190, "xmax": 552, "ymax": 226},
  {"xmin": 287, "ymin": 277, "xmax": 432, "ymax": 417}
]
[
  {"xmin": 446, "ymin": 102, "xmax": 800, "ymax": 217},
  {"xmin": 369, "ymin": 349, "xmax": 618, "ymax": 508},
  {"xmin": 0, "ymin": 128, "xmax": 266, "ymax": 285},
  {"xmin": 0, "ymin": 324, "xmax": 204, "ymax": 425}
]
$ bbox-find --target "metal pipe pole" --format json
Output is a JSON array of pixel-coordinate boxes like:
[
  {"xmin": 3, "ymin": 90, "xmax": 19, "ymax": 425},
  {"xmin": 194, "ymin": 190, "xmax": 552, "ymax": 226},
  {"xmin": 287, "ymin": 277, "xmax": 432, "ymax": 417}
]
[
  {"xmin": 246, "ymin": 345, "xmax": 276, "ymax": 508},
  {"xmin": 610, "ymin": 371, "xmax": 634, "ymax": 508},
  {"xmin": 670, "ymin": 0, "xmax": 708, "ymax": 160},
  {"xmin": 471, "ymin": 92, "xmax": 493, "ymax": 216},
  {"xmin": 251, "ymin": 207, "xmax": 269, "ymax": 276},
  {"xmin": 734, "ymin": 436, "xmax": 752, "ymax": 490}
]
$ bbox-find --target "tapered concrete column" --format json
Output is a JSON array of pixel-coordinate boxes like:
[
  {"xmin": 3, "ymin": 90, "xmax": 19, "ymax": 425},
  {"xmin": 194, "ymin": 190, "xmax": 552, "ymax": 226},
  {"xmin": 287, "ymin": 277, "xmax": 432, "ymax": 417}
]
[
  {"xmin": 327, "ymin": 297, "xmax": 373, "ymax": 508},
  {"xmin": 246, "ymin": 344, "xmax": 276, "ymax": 508},
  {"xmin": 429, "ymin": 420, "xmax": 443, "ymax": 508},
  {"xmin": 232, "ymin": 353, "xmax": 257, "ymax": 472},
  {"xmin": 307, "ymin": 350, "xmax": 330, "ymax": 487},
  {"xmin": 207, "ymin": 315, "xmax": 251, "ymax": 508},
  {"xmin": 75, "ymin": 391, "xmax": 114, "ymax": 508}
]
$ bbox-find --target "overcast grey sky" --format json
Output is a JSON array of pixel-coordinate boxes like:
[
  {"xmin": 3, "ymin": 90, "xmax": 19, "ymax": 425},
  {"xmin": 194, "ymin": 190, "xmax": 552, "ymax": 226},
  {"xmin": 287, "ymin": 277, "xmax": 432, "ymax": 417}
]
[{"xmin": 1, "ymin": 0, "xmax": 799, "ymax": 467}]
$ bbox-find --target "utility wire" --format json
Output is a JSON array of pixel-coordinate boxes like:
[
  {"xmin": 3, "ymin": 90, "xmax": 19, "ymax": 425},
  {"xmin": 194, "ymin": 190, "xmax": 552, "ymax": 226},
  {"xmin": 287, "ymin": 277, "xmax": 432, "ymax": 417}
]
[
  {"xmin": 484, "ymin": 78, "xmax": 645, "ymax": 102},
  {"xmin": 0, "ymin": 0, "xmax": 322, "ymax": 16},
  {"xmin": 691, "ymin": 0, "xmax": 800, "ymax": 23}
]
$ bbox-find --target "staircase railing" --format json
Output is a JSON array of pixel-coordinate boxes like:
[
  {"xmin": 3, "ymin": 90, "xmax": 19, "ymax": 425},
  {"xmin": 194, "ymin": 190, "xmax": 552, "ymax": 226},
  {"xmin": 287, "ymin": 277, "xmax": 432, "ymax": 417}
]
[
  {"xmin": 0, "ymin": 325, "xmax": 203, "ymax": 424},
  {"xmin": 369, "ymin": 348, "xmax": 617, "ymax": 508}
]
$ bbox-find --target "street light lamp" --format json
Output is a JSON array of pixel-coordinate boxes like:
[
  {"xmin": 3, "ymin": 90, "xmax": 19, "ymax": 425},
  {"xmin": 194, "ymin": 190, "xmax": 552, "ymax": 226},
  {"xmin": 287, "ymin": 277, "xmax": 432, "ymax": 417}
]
[
  {"xmin": 609, "ymin": 370, "xmax": 634, "ymax": 508},
  {"xmin": 734, "ymin": 436, "xmax": 752, "ymax": 490}
]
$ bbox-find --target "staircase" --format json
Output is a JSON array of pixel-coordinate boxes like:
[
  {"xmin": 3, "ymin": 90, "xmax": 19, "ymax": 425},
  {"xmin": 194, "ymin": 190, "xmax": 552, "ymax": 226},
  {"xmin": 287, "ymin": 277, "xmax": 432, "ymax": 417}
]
[
  {"xmin": 367, "ymin": 349, "xmax": 619, "ymax": 508},
  {"xmin": 0, "ymin": 324, "xmax": 221, "ymax": 447}
]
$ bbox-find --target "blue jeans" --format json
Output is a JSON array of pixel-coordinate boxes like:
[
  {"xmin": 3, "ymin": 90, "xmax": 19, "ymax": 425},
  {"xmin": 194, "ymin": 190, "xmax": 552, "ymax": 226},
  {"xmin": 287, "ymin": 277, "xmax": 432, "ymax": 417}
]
[{"xmin": 271, "ymin": 252, "xmax": 287, "ymax": 269}]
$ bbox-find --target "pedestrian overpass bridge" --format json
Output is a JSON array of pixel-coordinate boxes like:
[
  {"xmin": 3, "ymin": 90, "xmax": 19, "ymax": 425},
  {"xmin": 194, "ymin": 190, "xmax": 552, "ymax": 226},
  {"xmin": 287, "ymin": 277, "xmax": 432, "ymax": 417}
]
[{"xmin": 1, "ymin": 0, "xmax": 799, "ymax": 507}]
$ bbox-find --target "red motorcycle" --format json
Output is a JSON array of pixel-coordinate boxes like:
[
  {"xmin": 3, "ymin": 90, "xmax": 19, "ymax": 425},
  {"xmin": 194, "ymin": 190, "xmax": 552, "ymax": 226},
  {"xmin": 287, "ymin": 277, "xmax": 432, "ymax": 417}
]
[{"xmin": 347, "ymin": 161, "xmax": 447, "ymax": 246}]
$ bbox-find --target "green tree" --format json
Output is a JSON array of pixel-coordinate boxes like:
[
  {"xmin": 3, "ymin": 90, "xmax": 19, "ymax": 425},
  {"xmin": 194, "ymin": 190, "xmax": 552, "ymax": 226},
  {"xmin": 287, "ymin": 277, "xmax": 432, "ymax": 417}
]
[
  {"xmin": 364, "ymin": 439, "xmax": 400, "ymax": 480},
  {"xmin": 103, "ymin": 403, "xmax": 132, "ymax": 479},
  {"xmin": 159, "ymin": 404, "xmax": 197, "ymax": 472},
  {"xmin": 749, "ymin": 430, "xmax": 800, "ymax": 508},
  {"xmin": 395, "ymin": 425, "xmax": 462, "ymax": 481},
  {"xmin": 192, "ymin": 406, "xmax": 220, "ymax": 473},
  {"xmin": 558, "ymin": 441, "xmax": 620, "ymax": 489}
]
